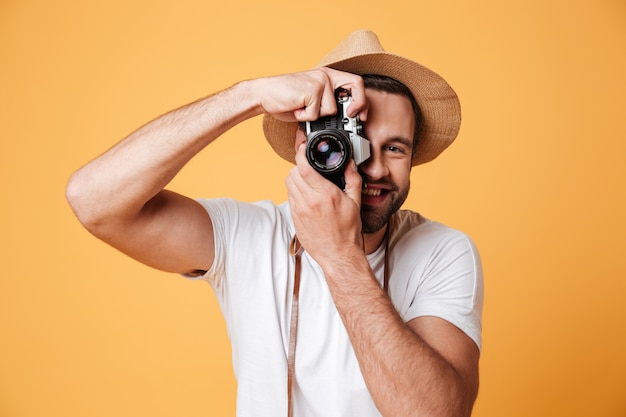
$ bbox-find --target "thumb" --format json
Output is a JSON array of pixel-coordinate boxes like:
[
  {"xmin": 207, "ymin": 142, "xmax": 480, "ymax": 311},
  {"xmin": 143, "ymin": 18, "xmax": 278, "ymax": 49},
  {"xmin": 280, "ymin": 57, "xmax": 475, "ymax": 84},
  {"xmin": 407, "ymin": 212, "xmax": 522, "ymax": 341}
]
[{"xmin": 343, "ymin": 160, "xmax": 362, "ymax": 207}]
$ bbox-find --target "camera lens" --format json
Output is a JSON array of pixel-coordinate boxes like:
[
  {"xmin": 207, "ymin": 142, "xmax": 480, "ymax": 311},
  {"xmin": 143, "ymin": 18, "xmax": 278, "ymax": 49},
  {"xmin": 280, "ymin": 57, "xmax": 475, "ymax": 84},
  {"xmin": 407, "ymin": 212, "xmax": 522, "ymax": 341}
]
[
  {"xmin": 316, "ymin": 139, "xmax": 342, "ymax": 167},
  {"xmin": 307, "ymin": 133, "xmax": 349, "ymax": 173}
]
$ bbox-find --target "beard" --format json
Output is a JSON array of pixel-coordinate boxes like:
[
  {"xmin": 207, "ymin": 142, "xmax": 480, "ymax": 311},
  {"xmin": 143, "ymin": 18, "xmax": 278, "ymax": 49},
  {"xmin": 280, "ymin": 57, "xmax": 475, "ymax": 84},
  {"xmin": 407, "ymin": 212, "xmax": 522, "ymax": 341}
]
[{"xmin": 360, "ymin": 182, "xmax": 410, "ymax": 234}]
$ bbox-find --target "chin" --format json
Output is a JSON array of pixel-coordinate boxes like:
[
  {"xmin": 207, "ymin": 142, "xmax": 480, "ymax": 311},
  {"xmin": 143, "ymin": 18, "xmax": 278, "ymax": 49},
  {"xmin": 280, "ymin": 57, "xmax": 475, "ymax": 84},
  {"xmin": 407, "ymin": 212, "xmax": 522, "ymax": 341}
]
[{"xmin": 361, "ymin": 213, "xmax": 388, "ymax": 235}]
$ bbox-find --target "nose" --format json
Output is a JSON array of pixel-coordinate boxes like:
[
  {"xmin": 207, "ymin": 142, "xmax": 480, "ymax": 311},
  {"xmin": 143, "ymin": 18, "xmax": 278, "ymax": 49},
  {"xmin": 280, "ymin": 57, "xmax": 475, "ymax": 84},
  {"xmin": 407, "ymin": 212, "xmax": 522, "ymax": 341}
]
[{"xmin": 358, "ymin": 150, "xmax": 389, "ymax": 181}]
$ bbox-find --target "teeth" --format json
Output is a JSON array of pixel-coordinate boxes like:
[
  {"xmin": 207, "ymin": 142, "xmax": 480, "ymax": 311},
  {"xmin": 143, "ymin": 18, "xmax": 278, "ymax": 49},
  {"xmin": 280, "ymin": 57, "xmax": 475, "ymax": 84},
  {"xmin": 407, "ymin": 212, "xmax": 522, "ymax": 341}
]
[{"xmin": 362, "ymin": 187, "xmax": 381, "ymax": 197}]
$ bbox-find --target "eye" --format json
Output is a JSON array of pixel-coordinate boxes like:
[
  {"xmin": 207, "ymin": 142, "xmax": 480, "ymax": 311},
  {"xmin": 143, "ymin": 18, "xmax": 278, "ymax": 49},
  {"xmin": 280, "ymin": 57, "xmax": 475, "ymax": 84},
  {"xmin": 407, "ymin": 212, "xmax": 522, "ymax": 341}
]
[{"xmin": 384, "ymin": 145, "xmax": 406, "ymax": 154}]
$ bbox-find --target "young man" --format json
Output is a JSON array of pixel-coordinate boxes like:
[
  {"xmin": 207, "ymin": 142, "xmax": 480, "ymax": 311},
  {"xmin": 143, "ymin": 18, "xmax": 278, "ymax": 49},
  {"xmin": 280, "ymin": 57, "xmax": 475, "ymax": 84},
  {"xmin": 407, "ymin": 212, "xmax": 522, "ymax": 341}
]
[{"xmin": 67, "ymin": 30, "xmax": 483, "ymax": 417}]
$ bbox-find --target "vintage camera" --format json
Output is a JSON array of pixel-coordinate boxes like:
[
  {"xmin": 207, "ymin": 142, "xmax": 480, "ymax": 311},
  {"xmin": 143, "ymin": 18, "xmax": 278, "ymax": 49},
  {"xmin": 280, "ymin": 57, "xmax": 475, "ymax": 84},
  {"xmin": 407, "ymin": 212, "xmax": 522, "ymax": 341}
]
[{"xmin": 302, "ymin": 88, "xmax": 371, "ymax": 189}]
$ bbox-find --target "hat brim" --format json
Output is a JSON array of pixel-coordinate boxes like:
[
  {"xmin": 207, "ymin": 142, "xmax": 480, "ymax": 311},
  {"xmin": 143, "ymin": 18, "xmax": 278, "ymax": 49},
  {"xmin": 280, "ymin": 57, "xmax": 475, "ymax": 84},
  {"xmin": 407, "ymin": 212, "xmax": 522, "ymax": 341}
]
[{"xmin": 262, "ymin": 43, "xmax": 461, "ymax": 166}]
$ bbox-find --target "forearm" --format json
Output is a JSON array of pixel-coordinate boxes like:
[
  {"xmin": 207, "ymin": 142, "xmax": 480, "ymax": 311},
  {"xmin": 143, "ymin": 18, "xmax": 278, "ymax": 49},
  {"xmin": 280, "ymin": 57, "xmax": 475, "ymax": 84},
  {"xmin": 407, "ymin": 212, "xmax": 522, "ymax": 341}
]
[
  {"xmin": 66, "ymin": 80, "xmax": 262, "ymax": 227},
  {"xmin": 322, "ymin": 250, "xmax": 475, "ymax": 417}
]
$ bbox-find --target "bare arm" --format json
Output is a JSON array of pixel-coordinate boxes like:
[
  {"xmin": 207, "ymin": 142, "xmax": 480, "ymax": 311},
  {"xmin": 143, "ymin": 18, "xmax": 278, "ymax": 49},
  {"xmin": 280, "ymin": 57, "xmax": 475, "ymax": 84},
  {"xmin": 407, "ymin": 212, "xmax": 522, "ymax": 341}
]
[
  {"xmin": 322, "ymin": 255, "xmax": 479, "ymax": 417},
  {"xmin": 66, "ymin": 83, "xmax": 259, "ymax": 274},
  {"xmin": 66, "ymin": 68, "xmax": 368, "ymax": 274},
  {"xmin": 286, "ymin": 146, "xmax": 479, "ymax": 416}
]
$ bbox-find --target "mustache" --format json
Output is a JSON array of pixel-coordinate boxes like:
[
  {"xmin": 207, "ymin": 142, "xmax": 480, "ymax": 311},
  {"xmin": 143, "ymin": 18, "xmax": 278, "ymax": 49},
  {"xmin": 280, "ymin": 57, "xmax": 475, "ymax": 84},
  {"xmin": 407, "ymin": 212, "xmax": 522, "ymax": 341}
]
[{"xmin": 359, "ymin": 174, "xmax": 398, "ymax": 191}]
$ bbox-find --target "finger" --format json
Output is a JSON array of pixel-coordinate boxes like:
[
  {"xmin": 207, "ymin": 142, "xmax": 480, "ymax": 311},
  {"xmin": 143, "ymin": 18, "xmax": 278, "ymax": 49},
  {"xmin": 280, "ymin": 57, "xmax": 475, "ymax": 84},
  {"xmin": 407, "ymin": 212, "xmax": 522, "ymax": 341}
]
[
  {"xmin": 293, "ymin": 93, "xmax": 321, "ymax": 121},
  {"xmin": 293, "ymin": 141, "xmax": 336, "ymax": 192},
  {"xmin": 285, "ymin": 166, "xmax": 302, "ymax": 197},
  {"xmin": 343, "ymin": 78, "xmax": 368, "ymax": 122},
  {"xmin": 290, "ymin": 144, "xmax": 326, "ymax": 201},
  {"xmin": 293, "ymin": 142, "xmax": 318, "ymax": 183},
  {"xmin": 351, "ymin": 94, "xmax": 368, "ymax": 123},
  {"xmin": 287, "ymin": 146, "xmax": 309, "ymax": 196},
  {"xmin": 343, "ymin": 160, "xmax": 362, "ymax": 208},
  {"xmin": 286, "ymin": 164, "xmax": 309, "ymax": 227},
  {"xmin": 318, "ymin": 77, "xmax": 338, "ymax": 117},
  {"xmin": 320, "ymin": 68, "xmax": 368, "ymax": 121}
]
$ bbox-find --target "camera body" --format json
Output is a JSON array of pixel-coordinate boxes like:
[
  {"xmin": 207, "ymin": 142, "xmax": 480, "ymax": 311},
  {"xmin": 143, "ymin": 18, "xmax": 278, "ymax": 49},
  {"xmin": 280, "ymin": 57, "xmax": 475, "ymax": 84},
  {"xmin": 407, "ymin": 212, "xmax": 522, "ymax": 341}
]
[{"xmin": 303, "ymin": 88, "xmax": 371, "ymax": 189}]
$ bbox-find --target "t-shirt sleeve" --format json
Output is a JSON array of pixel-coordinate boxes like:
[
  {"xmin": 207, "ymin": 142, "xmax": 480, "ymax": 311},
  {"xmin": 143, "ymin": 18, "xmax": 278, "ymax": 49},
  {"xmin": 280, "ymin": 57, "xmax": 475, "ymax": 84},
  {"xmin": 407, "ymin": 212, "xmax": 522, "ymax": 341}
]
[
  {"xmin": 392, "ymin": 223, "xmax": 484, "ymax": 351},
  {"xmin": 181, "ymin": 198, "xmax": 282, "ymax": 289}
]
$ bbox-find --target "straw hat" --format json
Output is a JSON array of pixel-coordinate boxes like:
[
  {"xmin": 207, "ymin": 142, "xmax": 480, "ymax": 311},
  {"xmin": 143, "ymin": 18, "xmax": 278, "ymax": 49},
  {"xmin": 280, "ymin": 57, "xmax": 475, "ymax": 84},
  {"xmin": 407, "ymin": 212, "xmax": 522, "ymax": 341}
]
[{"xmin": 262, "ymin": 29, "xmax": 461, "ymax": 166}]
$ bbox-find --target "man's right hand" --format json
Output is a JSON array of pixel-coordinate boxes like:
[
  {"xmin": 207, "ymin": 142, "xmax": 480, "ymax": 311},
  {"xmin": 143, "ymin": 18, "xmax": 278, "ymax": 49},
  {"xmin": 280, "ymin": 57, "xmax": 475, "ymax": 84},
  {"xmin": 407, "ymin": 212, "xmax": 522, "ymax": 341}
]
[{"xmin": 253, "ymin": 67, "xmax": 368, "ymax": 123}]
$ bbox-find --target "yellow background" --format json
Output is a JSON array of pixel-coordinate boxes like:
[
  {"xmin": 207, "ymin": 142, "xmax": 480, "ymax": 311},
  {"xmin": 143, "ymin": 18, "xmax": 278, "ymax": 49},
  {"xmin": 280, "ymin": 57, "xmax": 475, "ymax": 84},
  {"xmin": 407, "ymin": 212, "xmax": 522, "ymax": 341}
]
[{"xmin": 2, "ymin": 0, "xmax": 625, "ymax": 416}]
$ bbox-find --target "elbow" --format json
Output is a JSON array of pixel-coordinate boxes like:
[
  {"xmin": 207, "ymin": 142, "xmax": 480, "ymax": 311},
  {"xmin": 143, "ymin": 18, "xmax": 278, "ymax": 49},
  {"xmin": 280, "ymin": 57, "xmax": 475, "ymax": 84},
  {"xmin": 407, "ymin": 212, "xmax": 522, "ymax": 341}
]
[
  {"xmin": 416, "ymin": 372, "xmax": 478, "ymax": 417},
  {"xmin": 382, "ymin": 382, "xmax": 475, "ymax": 417},
  {"xmin": 446, "ymin": 375, "xmax": 478, "ymax": 417},
  {"xmin": 66, "ymin": 171, "xmax": 87, "ymax": 220},
  {"xmin": 65, "ymin": 170, "xmax": 108, "ymax": 236},
  {"xmin": 432, "ymin": 370, "xmax": 476, "ymax": 417},
  {"xmin": 66, "ymin": 169, "xmax": 146, "ymax": 243}
]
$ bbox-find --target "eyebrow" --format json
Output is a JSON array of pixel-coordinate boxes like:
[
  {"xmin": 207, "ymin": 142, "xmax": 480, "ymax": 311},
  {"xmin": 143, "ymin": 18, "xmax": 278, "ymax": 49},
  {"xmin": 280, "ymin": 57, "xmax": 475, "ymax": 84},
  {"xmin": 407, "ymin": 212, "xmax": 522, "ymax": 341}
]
[{"xmin": 387, "ymin": 136, "xmax": 413, "ymax": 149}]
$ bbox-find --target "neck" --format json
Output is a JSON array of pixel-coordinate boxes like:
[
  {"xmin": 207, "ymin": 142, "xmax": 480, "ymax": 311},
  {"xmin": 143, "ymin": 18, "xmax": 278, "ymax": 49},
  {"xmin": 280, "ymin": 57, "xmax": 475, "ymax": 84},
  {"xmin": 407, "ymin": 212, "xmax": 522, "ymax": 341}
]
[{"xmin": 363, "ymin": 224, "xmax": 388, "ymax": 254}]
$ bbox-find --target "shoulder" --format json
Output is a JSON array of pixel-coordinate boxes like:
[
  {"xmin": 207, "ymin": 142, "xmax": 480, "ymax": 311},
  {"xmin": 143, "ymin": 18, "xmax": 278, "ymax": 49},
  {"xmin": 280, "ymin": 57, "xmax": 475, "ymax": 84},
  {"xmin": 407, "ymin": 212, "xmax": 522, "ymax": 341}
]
[
  {"xmin": 390, "ymin": 210, "xmax": 477, "ymax": 253},
  {"xmin": 388, "ymin": 210, "xmax": 482, "ymax": 290}
]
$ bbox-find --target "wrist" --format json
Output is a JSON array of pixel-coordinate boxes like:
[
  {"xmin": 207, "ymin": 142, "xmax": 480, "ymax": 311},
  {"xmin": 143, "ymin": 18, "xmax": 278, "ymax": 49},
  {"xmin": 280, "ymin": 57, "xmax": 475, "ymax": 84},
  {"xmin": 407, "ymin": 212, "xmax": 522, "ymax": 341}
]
[
  {"xmin": 318, "ymin": 242, "xmax": 369, "ymax": 282},
  {"xmin": 233, "ymin": 77, "xmax": 275, "ymax": 116}
]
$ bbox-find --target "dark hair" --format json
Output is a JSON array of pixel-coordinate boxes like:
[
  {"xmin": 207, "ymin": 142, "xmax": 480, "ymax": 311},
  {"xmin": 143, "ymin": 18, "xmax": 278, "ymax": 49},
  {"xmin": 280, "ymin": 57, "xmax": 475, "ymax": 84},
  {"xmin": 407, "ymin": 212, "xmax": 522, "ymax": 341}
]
[{"xmin": 362, "ymin": 74, "xmax": 423, "ymax": 155}]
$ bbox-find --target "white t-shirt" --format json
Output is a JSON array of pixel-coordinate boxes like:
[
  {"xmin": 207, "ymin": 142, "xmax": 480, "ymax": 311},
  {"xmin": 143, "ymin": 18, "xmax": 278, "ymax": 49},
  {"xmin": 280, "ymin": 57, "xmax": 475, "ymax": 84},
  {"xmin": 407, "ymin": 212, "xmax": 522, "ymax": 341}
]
[{"xmin": 192, "ymin": 198, "xmax": 483, "ymax": 417}]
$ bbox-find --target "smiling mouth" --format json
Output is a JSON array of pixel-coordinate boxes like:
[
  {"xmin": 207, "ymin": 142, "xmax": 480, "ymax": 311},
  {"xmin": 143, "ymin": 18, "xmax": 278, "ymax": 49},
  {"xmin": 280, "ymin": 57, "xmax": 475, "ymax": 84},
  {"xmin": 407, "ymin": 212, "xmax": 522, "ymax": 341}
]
[
  {"xmin": 362, "ymin": 182, "xmax": 392, "ymax": 199},
  {"xmin": 362, "ymin": 187, "xmax": 382, "ymax": 197}
]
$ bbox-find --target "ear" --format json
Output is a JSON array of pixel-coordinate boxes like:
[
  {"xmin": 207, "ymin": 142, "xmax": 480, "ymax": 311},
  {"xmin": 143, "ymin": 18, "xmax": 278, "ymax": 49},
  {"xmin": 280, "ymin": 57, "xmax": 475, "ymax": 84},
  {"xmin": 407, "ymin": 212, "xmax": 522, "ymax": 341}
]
[{"xmin": 294, "ymin": 129, "xmax": 307, "ymax": 152}]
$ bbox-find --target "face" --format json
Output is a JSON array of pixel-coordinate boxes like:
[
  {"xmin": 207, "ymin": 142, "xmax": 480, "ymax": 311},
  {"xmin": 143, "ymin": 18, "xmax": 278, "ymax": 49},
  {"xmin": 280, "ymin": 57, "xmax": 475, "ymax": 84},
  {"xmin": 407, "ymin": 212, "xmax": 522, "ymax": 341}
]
[
  {"xmin": 358, "ymin": 89, "xmax": 415, "ymax": 234},
  {"xmin": 293, "ymin": 89, "xmax": 416, "ymax": 235}
]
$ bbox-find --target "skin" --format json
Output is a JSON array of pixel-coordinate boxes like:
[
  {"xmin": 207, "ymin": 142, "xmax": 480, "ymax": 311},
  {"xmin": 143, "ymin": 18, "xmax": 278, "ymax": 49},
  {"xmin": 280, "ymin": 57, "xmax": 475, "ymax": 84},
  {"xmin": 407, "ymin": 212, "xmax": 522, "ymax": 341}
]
[{"xmin": 66, "ymin": 67, "xmax": 479, "ymax": 416}]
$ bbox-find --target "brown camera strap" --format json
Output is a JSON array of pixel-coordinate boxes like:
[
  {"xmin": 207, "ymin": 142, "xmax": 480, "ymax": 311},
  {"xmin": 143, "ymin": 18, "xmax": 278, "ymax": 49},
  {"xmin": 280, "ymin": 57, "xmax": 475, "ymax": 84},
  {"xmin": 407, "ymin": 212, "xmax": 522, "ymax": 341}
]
[
  {"xmin": 287, "ymin": 236, "xmax": 302, "ymax": 417},
  {"xmin": 287, "ymin": 231, "xmax": 390, "ymax": 417}
]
